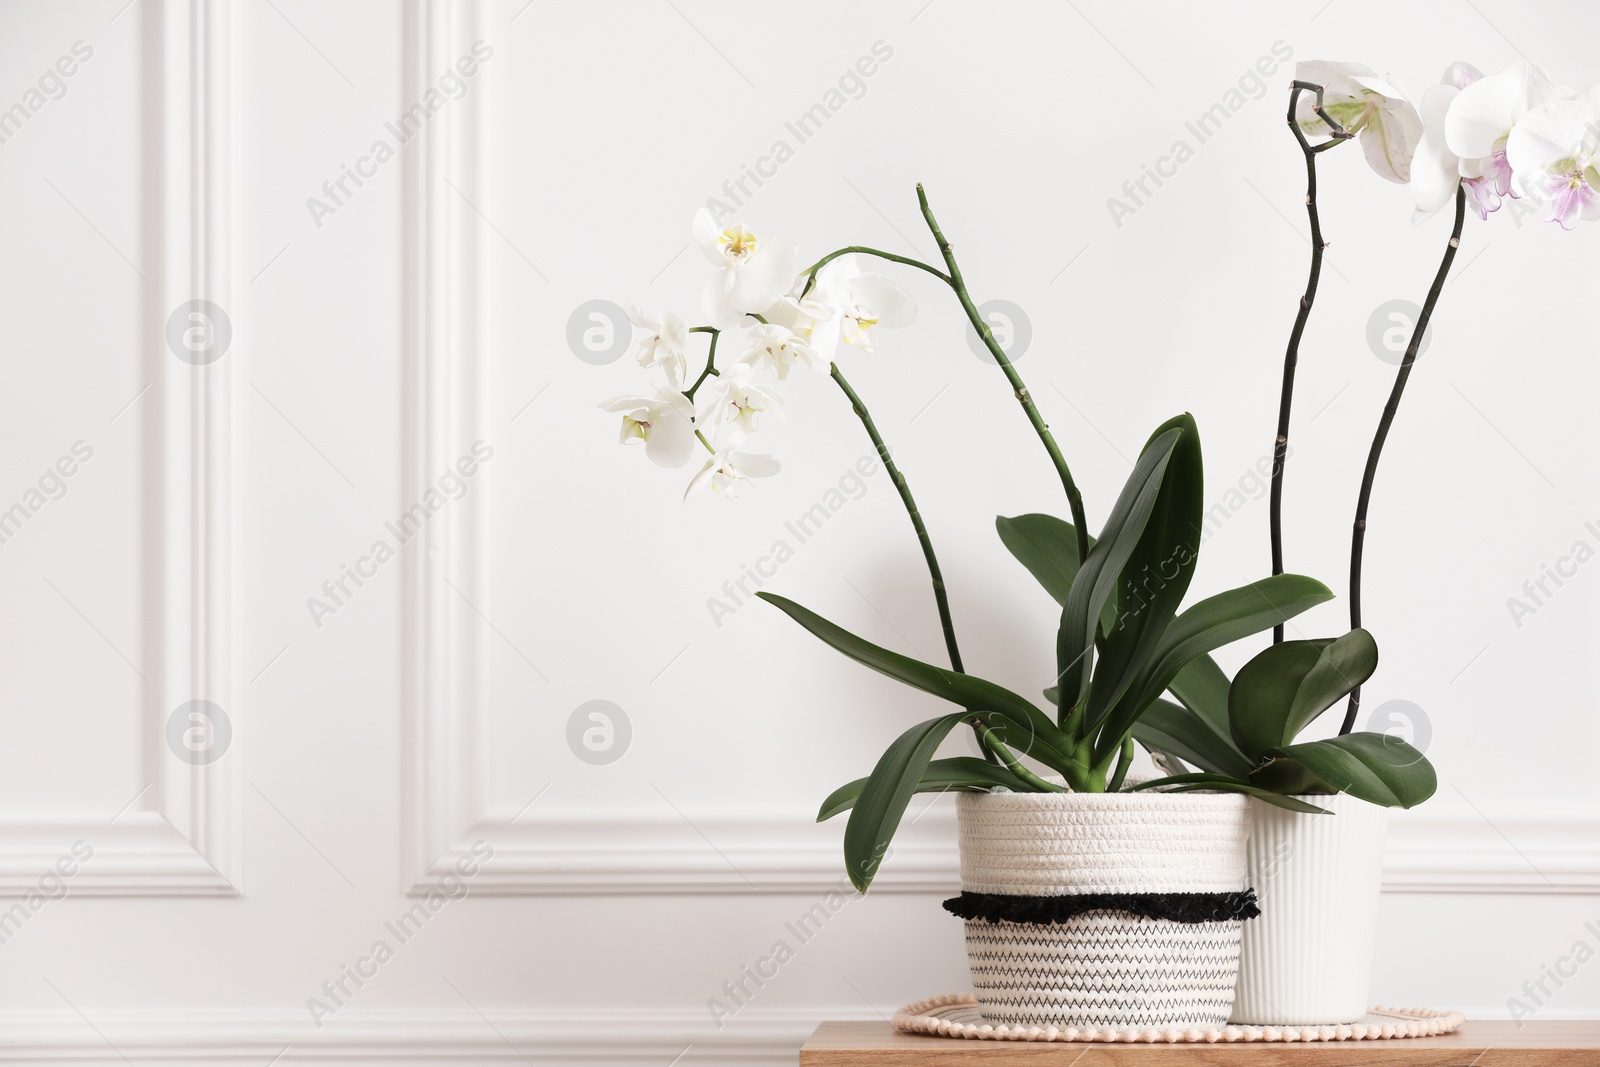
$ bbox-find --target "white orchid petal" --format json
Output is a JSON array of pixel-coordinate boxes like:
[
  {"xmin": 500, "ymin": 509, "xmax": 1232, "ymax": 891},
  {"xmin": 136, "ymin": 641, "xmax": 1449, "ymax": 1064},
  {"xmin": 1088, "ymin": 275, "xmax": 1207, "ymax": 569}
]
[
  {"xmin": 684, "ymin": 455, "xmax": 718, "ymax": 500},
  {"xmin": 1359, "ymin": 99, "xmax": 1422, "ymax": 183},
  {"xmin": 692, "ymin": 208, "xmax": 725, "ymax": 266},
  {"xmin": 1347, "ymin": 72, "xmax": 1409, "ymax": 100},
  {"xmin": 644, "ymin": 406, "xmax": 695, "ymax": 469},
  {"xmin": 1445, "ymin": 73, "xmax": 1521, "ymax": 159},
  {"xmin": 729, "ymin": 451, "xmax": 780, "ymax": 479},
  {"xmin": 1412, "ymin": 84, "xmax": 1462, "ymax": 215},
  {"xmin": 848, "ymin": 273, "xmax": 918, "ymax": 329},
  {"xmin": 1443, "ymin": 61, "xmax": 1484, "ymax": 90},
  {"xmin": 1294, "ymin": 60, "xmax": 1370, "ymax": 95},
  {"xmin": 1506, "ymin": 99, "xmax": 1588, "ymax": 181}
]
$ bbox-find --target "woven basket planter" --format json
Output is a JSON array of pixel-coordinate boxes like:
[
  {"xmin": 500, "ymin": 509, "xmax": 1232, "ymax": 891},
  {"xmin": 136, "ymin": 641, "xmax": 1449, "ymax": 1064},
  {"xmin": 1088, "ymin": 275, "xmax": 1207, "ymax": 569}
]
[{"xmin": 947, "ymin": 790, "xmax": 1255, "ymax": 1029}]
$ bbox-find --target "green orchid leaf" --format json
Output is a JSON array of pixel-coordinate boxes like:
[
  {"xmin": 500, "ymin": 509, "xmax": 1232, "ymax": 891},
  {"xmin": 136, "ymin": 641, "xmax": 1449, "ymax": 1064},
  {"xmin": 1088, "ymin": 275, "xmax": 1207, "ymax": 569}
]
[
  {"xmin": 1127, "ymin": 772, "xmax": 1329, "ymax": 813},
  {"xmin": 996, "ymin": 515, "xmax": 1118, "ymax": 633},
  {"xmin": 1092, "ymin": 574, "xmax": 1335, "ymax": 764},
  {"xmin": 1167, "ymin": 653, "xmax": 1234, "ymax": 745},
  {"xmin": 1057, "ymin": 427, "xmax": 1183, "ymax": 717},
  {"xmin": 1229, "ymin": 629, "xmax": 1379, "ymax": 762},
  {"xmin": 1249, "ymin": 757, "xmax": 1332, "ymax": 796},
  {"xmin": 1084, "ymin": 414, "xmax": 1204, "ymax": 732},
  {"xmin": 756, "ymin": 592, "xmax": 1074, "ymax": 770},
  {"xmin": 1263, "ymin": 731, "xmax": 1437, "ymax": 808},
  {"xmin": 1132, "ymin": 699, "xmax": 1255, "ymax": 779},
  {"xmin": 843, "ymin": 713, "xmax": 969, "ymax": 891},
  {"xmin": 817, "ymin": 757, "xmax": 1034, "ymax": 822},
  {"xmin": 996, "ymin": 513, "xmax": 1083, "ymax": 605}
]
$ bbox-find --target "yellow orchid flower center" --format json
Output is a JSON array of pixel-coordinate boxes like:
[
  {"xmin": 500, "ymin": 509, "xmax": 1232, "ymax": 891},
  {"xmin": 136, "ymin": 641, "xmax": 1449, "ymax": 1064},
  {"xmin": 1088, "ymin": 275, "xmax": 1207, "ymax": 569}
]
[{"xmin": 717, "ymin": 225, "xmax": 757, "ymax": 261}]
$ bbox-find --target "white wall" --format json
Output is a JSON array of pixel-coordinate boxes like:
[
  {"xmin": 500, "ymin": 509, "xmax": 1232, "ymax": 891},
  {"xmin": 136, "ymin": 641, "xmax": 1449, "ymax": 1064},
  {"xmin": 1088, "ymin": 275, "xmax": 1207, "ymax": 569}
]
[{"xmin": 0, "ymin": 0, "xmax": 1595, "ymax": 1062}]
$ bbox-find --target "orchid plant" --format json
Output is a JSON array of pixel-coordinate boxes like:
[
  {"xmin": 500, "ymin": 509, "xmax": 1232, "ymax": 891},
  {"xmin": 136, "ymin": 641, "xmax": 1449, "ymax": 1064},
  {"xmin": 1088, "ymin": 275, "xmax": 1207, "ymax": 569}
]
[
  {"xmin": 603, "ymin": 184, "xmax": 1445, "ymax": 892},
  {"xmin": 1253, "ymin": 58, "xmax": 1591, "ymax": 751}
]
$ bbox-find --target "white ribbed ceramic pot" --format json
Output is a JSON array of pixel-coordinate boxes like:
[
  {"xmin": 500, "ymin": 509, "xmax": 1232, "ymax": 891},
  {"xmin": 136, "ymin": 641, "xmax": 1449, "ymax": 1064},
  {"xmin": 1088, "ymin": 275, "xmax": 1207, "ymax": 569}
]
[
  {"xmin": 954, "ymin": 791, "xmax": 1252, "ymax": 1028},
  {"xmin": 1230, "ymin": 792, "xmax": 1389, "ymax": 1025}
]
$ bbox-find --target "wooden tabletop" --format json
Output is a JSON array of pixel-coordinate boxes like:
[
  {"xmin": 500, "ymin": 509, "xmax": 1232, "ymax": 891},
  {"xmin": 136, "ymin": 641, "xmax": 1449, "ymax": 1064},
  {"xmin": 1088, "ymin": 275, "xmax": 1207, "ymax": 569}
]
[{"xmin": 801, "ymin": 1021, "xmax": 1600, "ymax": 1065}]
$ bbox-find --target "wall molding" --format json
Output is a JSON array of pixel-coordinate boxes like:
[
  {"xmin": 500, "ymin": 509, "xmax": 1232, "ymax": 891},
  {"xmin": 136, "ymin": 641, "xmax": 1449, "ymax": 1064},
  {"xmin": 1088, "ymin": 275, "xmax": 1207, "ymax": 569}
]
[
  {"xmin": 0, "ymin": 1006, "xmax": 848, "ymax": 1064},
  {"xmin": 401, "ymin": 0, "xmax": 493, "ymax": 895},
  {"xmin": 0, "ymin": 0, "xmax": 241, "ymax": 897},
  {"xmin": 417, "ymin": 808, "xmax": 1600, "ymax": 898}
]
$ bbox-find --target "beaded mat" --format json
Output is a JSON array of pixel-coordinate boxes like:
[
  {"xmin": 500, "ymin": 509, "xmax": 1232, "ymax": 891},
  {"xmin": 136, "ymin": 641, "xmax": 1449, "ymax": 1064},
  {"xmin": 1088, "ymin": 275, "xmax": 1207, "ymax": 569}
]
[{"xmin": 893, "ymin": 994, "xmax": 1466, "ymax": 1043}]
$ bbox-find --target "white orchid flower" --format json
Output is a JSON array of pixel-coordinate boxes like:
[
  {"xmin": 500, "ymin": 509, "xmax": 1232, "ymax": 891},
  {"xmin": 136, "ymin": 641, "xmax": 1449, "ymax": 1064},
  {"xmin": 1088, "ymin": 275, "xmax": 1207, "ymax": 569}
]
[
  {"xmin": 696, "ymin": 362, "xmax": 782, "ymax": 447},
  {"xmin": 778, "ymin": 256, "xmax": 917, "ymax": 362},
  {"xmin": 693, "ymin": 209, "xmax": 800, "ymax": 330},
  {"xmin": 1412, "ymin": 63, "xmax": 1485, "ymax": 222},
  {"xmin": 740, "ymin": 323, "xmax": 823, "ymax": 380},
  {"xmin": 1295, "ymin": 60, "xmax": 1423, "ymax": 184},
  {"xmin": 684, "ymin": 449, "xmax": 780, "ymax": 500},
  {"xmin": 599, "ymin": 390, "xmax": 696, "ymax": 469},
  {"xmin": 1414, "ymin": 63, "xmax": 1484, "ymax": 222},
  {"xmin": 1505, "ymin": 84, "xmax": 1600, "ymax": 229},
  {"xmin": 627, "ymin": 306, "xmax": 689, "ymax": 389},
  {"xmin": 1445, "ymin": 62, "xmax": 1572, "ymax": 212}
]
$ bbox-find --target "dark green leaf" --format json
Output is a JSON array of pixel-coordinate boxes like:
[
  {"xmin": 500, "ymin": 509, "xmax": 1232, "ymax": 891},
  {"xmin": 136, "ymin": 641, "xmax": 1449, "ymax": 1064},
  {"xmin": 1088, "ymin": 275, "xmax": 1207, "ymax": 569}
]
[
  {"xmin": 1229, "ymin": 630, "xmax": 1379, "ymax": 762},
  {"xmin": 1263, "ymin": 731, "xmax": 1437, "ymax": 808},
  {"xmin": 996, "ymin": 515, "xmax": 1118, "ymax": 633},
  {"xmin": 756, "ymin": 592, "xmax": 1074, "ymax": 770},
  {"xmin": 995, "ymin": 513, "xmax": 1082, "ymax": 605},
  {"xmin": 817, "ymin": 757, "xmax": 1034, "ymax": 822},
  {"xmin": 1057, "ymin": 428, "xmax": 1183, "ymax": 714},
  {"xmin": 1168, "ymin": 654, "xmax": 1233, "ymax": 743},
  {"xmin": 1127, "ymin": 772, "xmax": 1329, "ymax": 813},
  {"xmin": 1092, "ymin": 574, "xmax": 1334, "ymax": 763},
  {"xmin": 1085, "ymin": 414, "xmax": 1204, "ymax": 731},
  {"xmin": 843, "ymin": 713, "xmax": 969, "ymax": 891},
  {"xmin": 1132, "ymin": 699, "xmax": 1254, "ymax": 779},
  {"xmin": 1249, "ymin": 757, "xmax": 1332, "ymax": 796}
]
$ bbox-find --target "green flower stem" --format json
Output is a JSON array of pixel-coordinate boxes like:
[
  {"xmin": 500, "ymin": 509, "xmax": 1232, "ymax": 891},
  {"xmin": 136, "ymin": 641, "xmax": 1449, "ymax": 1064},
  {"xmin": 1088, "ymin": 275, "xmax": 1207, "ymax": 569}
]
[
  {"xmin": 1341, "ymin": 183, "xmax": 1467, "ymax": 734},
  {"xmin": 798, "ymin": 247, "xmax": 950, "ymax": 297},
  {"xmin": 683, "ymin": 328, "xmax": 720, "ymax": 402},
  {"xmin": 916, "ymin": 183, "xmax": 1091, "ymax": 563},
  {"xmin": 977, "ymin": 724, "xmax": 1067, "ymax": 792},
  {"xmin": 1271, "ymin": 80, "xmax": 1355, "ymax": 643},
  {"xmin": 830, "ymin": 361, "xmax": 999, "ymax": 766}
]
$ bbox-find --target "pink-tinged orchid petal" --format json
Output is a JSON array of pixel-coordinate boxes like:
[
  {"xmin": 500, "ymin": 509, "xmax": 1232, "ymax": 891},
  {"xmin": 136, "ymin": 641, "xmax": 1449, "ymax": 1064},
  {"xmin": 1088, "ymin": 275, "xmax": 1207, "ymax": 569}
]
[
  {"xmin": 1505, "ymin": 89, "xmax": 1600, "ymax": 228},
  {"xmin": 1442, "ymin": 61, "xmax": 1484, "ymax": 90},
  {"xmin": 1462, "ymin": 177, "xmax": 1500, "ymax": 220}
]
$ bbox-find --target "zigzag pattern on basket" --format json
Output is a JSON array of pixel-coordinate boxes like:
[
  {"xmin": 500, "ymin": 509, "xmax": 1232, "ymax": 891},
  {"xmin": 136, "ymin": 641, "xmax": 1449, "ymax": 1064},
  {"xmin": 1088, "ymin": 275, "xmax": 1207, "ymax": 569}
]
[
  {"xmin": 954, "ymin": 790, "xmax": 1254, "ymax": 1028},
  {"xmin": 965, "ymin": 916, "xmax": 1244, "ymax": 1027}
]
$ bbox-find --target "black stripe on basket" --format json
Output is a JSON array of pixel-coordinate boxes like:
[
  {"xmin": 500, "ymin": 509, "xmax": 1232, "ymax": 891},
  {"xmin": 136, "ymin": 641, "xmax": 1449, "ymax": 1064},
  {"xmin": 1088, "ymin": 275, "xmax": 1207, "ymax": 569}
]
[{"xmin": 943, "ymin": 889, "xmax": 1260, "ymax": 925}]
